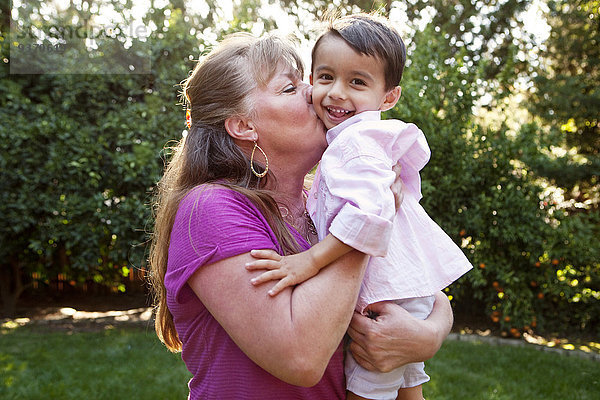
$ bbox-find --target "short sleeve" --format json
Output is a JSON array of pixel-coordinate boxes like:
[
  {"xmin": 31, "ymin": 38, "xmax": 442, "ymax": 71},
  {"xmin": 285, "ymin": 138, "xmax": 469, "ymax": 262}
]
[
  {"xmin": 165, "ymin": 185, "xmax": 280, "ymax": 303},
  {"xmin": 389, "ymin": 122, "xmax": 430, "ymax": 201}
]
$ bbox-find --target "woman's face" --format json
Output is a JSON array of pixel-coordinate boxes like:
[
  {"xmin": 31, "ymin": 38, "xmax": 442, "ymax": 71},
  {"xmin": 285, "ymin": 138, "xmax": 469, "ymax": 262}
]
[{"xmin": 250, "ymin": 65, "xmax": 327, "ymax": 172}]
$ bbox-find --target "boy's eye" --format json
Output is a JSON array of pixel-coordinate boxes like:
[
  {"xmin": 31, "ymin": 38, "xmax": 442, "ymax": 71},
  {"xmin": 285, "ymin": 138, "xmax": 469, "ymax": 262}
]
[
  {"xmin": 351, "ymin": 78, "xmax": 366, "ymax": 86},
  {"xmin": 318, "ymin": 73, "xmax": 333, "ymax": 81}
]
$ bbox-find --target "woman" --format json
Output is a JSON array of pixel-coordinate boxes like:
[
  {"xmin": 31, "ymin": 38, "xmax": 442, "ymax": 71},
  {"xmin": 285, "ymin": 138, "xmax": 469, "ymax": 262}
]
[{"xmin": 149, "ymin": 32, "xmax": 452, "ymax": 399}]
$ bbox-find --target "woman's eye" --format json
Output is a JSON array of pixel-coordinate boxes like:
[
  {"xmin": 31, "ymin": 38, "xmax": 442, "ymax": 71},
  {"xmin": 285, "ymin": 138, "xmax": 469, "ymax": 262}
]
[{"xmin": 283, "ymin": 85, "xmax": 297, "ymax": 93}]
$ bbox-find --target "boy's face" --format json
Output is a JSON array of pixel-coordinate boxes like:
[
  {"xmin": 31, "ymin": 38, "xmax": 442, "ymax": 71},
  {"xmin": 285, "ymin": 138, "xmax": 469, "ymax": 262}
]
[{"xmin": 310, "ymin": 35, "xmax": 400, "ymax": 130}]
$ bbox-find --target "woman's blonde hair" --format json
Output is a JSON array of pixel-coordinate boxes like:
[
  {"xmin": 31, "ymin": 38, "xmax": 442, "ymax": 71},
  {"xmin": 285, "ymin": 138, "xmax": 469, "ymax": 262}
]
[{"xmin": 149, "ymin": 33, "xmax": 305, "ymax": 352}]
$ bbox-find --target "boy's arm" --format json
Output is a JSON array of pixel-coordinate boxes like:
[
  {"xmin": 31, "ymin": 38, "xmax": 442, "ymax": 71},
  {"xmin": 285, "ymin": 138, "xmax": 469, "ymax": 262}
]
[
  {"xmin": 309, "ymin": 233, "xmax": 355, "ymax": 267},
  {"xmin": 246, "ymin": 234, "xmax": 354, "ymax": 296}
]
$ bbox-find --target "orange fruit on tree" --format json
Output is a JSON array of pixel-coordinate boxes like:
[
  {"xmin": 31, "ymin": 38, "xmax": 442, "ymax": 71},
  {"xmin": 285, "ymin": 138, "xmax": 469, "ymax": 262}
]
[{"xmin": 490, "ymin": 310, "xmax": 501, "ymax": 322}]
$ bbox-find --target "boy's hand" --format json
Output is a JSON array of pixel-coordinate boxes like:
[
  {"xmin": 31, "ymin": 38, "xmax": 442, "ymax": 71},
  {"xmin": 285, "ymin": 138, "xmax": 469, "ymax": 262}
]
[{"xmin": 245, "ymin": 249, "xmax": 320, "ymax": 296}]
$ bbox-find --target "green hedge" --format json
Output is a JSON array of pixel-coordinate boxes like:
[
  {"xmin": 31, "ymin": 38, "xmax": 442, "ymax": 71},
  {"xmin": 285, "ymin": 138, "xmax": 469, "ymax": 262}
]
[
  {"xmin": 388, "ymin": 23, "xmax": 599, "ymax": 336},
  {"xmin": 1, "ymin": 1, "xmax": 597, "ymax": 336}
]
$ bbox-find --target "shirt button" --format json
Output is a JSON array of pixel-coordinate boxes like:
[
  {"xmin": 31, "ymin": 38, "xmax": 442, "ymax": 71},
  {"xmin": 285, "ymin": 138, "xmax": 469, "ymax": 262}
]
[{"xmin": 313, "ymin": 192, "xmax": 318, "ymax": 199}]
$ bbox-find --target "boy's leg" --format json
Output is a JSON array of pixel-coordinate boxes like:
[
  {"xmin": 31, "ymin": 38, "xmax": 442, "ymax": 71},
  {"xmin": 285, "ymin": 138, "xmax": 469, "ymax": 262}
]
[
  {"xmin": 345, "ymin": 346, "xmax": 406, "ymax": 400},
  {"xmin": 393, "ymin": 297, "xmax": 435, "ymax": 400},
  {"xmin": 396, "ymin": 385, "xmax": 424, "ymax": 400}
]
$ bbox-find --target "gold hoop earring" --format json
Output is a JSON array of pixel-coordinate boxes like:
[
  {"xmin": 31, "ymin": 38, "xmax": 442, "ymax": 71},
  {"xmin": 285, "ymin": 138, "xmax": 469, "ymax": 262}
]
[{"xmin": 250, "ymin": 141, "xmax": 268, "ymax": 178}]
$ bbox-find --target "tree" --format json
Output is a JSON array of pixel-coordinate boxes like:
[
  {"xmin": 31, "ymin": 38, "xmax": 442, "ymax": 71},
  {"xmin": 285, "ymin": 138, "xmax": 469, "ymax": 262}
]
[
  {"xmin": 2, "ymin": 0, "xmax": 597, "ymax": 335},
  {"xmin": 0, "ymin": 0, "xmax": 209, "ymax": 316},
  {"xmin": 526, "ymin": 0, "xmax": 599, "ymax": 206},
  {"xmin": 288, "ymin": 0, "xmax": 599, "ymax": 335},
  {"xmin": 382, "ymin": 6, "xmax": 550, "ymax": 334}
]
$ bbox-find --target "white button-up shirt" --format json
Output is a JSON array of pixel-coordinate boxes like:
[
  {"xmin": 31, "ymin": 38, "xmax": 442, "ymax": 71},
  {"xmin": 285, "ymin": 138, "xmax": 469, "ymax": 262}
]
[{"xmin": 307, "ymin": 111, "xmax": 472, "ymax": 311}]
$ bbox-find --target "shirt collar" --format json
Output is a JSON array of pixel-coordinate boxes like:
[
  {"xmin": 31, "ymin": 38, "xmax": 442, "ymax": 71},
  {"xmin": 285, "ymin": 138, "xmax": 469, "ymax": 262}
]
[{"xmin": 326, "ymin": 110, "xmax": 382, "ymax": 144}]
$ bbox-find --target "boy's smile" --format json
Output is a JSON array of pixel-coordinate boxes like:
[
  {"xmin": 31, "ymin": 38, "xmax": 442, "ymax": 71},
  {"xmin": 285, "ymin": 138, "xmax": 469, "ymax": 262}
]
[
  {"xmin": 326, "ymin": 105, "xmax": 354, "ymax": 120},
  {"xmin": 310, "ymin": 35, "xmax": 399, "ymax": 130}
]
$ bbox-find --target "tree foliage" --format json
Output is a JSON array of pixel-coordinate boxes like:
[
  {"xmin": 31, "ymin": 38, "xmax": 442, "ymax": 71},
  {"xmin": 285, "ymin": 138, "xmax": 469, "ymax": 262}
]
[
  {"xmin": 330, "ymin": 0, "xmax": 599, "ymax": 335},
  {"xmin": 526, "ymin": 0, "xmax": 599, "ymax": 202},
  {"xmin": 1, "ymin": 0, "xmax": 598, "ymax": 337},
  {"xmin": 0, "ymin": 0, "xmax": 201, "ymax": 315}
]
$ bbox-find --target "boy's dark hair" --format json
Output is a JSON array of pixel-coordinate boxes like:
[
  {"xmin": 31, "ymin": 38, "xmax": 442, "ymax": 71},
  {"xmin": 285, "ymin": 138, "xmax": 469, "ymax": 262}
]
[{"xmin": 311, "ymin": 12, "xmax": 406, "ymax": 91}]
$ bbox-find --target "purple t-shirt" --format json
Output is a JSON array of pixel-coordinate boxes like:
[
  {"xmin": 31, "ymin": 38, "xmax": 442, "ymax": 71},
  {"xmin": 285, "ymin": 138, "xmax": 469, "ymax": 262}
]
[{"xmin": 165, "ymin": 185, "xmax": 345, "ymax": 400}]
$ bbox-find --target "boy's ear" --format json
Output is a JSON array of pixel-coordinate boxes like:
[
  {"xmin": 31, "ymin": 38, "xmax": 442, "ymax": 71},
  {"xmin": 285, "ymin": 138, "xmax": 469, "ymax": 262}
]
[
  {"xmin": 309, "ymin": 74, "xmax": 313, "ymax": 85},
  {"xmin": 224, "ymin": 116, "xmax": 258, "ymax": 141},
  {"xmin": 380, "ymin": 86, "xmax": 402, "ymax": 112}
]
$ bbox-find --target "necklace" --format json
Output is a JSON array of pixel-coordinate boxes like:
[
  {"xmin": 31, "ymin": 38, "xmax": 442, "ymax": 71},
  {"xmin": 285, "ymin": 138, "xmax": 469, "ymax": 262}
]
[{"xmin": 278, "ymin": 196, "xmax": 317, "ymax": 245}]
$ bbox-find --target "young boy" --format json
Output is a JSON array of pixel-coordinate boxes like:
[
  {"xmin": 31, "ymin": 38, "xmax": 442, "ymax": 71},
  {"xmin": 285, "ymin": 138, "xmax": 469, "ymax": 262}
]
[{"xmin": 247, "ymin": 13, "xmax": 472, "ymax": 400}]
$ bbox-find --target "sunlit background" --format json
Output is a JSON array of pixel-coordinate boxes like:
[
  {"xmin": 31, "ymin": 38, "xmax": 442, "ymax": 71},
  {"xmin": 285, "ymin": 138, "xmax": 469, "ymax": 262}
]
[{"xmin": 2, "ymin": 0, "xmax": 598, "ymax": 354}]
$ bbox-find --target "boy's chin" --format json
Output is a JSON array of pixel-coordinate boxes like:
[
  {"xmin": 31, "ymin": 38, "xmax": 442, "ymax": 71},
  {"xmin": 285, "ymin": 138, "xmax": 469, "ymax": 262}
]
[{"xmin": 316, "ymin": 115, "xmax": 334, "ymax": 130}]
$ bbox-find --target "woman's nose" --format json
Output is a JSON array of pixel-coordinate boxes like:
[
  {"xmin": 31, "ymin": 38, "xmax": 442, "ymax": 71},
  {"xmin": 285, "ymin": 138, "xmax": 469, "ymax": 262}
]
[{"xmin": 304, "ymin": 83, "xmax": 313, "ymax": 104}]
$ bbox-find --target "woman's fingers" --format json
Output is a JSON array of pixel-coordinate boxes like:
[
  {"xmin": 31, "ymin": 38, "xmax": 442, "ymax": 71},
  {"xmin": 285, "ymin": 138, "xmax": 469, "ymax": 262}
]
[
  {"xmin": 392, "ymin": 162, "xmax": 402, "ymax": 178},
  {"xmin": 347, "ymin": 311, "xmax": 368, "ymax": 341},
  {"xmin": 390, "ymin": 162, "xmax": 404, "ymax": 211},
  {"xmin": 347, "ymin": 302, "xmax": 415, "ymax": 373},
  {"xmin": 348, "ymin": 340, "xmax": 377, "ymax": 372},
  {"xmin": 347, "ymin": 310, "xmax": 379, "ymax": 371}
]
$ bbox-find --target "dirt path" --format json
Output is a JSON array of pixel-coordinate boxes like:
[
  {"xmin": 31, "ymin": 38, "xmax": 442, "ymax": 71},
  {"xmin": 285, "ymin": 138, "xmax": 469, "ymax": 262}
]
[
  {"xmin": 1, "ymin": 293, "xmax": 154, "ymax": 333},
  {"xmin": 3, "ymin": 293, "xmax": 598, "ymax": 361}
]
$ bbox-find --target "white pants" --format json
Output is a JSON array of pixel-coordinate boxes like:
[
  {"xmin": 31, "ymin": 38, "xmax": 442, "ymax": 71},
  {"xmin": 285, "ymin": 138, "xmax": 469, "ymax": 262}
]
[{"xmin": 345, "ymin": 295, "xmax": 435, "ymax": 400}]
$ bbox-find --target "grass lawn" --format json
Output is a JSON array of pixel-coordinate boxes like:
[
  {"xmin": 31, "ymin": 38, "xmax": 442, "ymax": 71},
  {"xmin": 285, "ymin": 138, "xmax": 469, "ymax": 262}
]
[
  {"xmin": 1, "ymin": 325, "xmax": 598, "ymax": 399},
  {"xmin": 424, "ymin": 340, "xmax": 599, "ymax": 399},
  {"xmin": 0, "ymin": 326, "xmax": 191, "ymax": 400}
]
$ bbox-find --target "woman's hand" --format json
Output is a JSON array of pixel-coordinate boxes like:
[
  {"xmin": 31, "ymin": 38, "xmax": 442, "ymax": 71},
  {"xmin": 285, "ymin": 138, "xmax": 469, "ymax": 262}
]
[
  {"xmin": 346, "ymin": 291, "xmax": 453, "ymax": 372},
  {"xmin": 391, "ymin": 162, "xmax": 404, "ymax": 212}
]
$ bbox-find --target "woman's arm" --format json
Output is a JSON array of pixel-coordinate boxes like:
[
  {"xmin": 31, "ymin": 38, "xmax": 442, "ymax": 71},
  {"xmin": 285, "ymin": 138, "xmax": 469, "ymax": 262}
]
[
  {"xmin": 188, "ymin": 248, "xmax": 368, "ymax": 386},
  {"xmin": 346, "ymin": 291, "xmax": 453, "ymax": 372}
]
